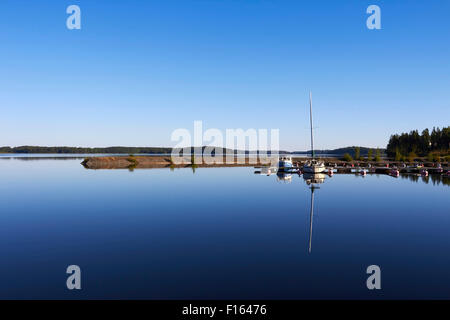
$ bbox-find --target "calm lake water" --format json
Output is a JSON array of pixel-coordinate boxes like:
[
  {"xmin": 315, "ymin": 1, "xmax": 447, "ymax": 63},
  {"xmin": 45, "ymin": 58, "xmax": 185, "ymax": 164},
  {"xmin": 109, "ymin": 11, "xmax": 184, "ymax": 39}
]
[{"xmin": 0, "ymin": 156, "xmax": 449, "ymax": 299}]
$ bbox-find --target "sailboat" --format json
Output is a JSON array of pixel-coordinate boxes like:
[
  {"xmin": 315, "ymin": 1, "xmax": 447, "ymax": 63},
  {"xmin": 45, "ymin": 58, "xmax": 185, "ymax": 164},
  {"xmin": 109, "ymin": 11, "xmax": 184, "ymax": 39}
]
[{"xmin": 303, "ymin": 92, "xmax": 326, "ymax": 174}]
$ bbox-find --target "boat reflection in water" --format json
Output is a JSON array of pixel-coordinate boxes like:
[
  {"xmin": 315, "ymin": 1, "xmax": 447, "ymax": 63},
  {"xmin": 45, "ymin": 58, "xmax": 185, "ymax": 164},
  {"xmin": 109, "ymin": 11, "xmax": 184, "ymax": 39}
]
[
  {"xmin": 276, "ymin": 172, "xmax": 292, "ymax": 183},
  {"xmin": 255, "ymin": 168, "xmax": 330, "ymax": 253},
  {"xmin": 254, "ymin": 166, "xmax": 278, "ymax": 176},
  {"xmin": 303, "ymin": 173, "xmax": 326, "ymax": 253},
  {"xmin": 255, "ymin": 168, "xmax": 332, "ymax": 253},
  {"xmin": 303, "ymin": 172, "xmax": 326, "ymax": 185}
]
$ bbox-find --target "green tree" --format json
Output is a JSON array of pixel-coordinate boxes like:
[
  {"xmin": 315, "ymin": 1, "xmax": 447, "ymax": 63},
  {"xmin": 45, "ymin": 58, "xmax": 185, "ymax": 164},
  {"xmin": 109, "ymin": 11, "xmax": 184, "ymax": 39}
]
[
  {"xmin": 394, "ymin": 147, "xmax": 402, "ymax": 161},
  {"xmin": 343, "ymin": 153, "xmax": 353, "ymax": 162},
  {"xmin": 408, "ymin": 151, "xmax": 417, "ymax": 162},
  {"xmin": 432, "ymin": 153, "xmax": 441, "ymax": 162},
  {"xmin": 374, "ymin": 149, "xmax": 381, "ymax": 162},
  {"xmin": 354, "ymin": 147, "xmax": 360, "ymax": 160},
  {"xmin": 367, "ymin": 149, "xmax": 373, "ymax": 161}
]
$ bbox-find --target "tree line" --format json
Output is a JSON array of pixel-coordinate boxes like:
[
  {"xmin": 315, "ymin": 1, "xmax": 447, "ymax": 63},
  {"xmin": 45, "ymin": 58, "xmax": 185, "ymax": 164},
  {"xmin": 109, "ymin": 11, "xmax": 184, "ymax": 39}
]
[
  {"xmin": 386, "ymin": 126, "xmax": 449, "ymax": 161},
  {"xmin": 342, "ymin": 147, "xmax": 383, "ymax": 162}
]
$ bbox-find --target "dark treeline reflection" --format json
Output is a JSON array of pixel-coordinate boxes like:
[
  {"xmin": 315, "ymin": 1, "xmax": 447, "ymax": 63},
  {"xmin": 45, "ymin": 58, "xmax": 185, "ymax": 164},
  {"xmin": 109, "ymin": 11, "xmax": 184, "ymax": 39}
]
[
  {"xmin": 0, "ymin": 157, "xmax": 86, "ymax": 161},
  {"xmin": 400, "ymin": 173, "xmax": 449, "ymax": 186}
]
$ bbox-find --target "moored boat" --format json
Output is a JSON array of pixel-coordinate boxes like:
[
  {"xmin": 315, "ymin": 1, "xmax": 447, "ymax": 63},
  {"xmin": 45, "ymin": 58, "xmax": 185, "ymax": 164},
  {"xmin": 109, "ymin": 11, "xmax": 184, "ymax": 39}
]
[
  {"xmin": 278, "ymin": 156, "xmax": 296, "ymax": 172},
  {"xmin": 302, "ymin": 92, "xmax": 326, "ymax": 174},
  {"xmin": 303, "ymin": 159, "xmax": 326, "ymax": 173}
]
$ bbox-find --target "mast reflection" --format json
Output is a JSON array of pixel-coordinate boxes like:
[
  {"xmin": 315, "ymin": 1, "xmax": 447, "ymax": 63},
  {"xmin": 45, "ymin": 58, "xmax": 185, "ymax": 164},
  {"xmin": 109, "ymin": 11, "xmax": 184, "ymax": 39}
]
[
  {"xmin": 303, "ymin": 173, "xmax": 326, "ymax": 253},
  {"xmin": 255, "ymin": 168, "xmax": 331, "ymax": 253}
]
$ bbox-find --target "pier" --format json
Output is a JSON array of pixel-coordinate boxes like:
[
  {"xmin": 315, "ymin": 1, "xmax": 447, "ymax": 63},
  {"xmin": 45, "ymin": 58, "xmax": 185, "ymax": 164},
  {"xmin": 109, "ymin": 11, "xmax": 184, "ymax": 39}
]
[{"xmin": 281, "ymin": 158, "xmax": 449, "ymax": 176}]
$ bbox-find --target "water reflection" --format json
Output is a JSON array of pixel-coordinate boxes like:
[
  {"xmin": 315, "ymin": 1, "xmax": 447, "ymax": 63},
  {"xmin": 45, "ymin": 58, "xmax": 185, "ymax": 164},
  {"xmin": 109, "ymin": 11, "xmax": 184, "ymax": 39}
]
[
  {"xmin": 257, "ymin": 168, "xmax": 449, "ymax": 256},
  {"xmin": 400, "ymin": 173, "xmax": 450, "ymax": 186},
  {"xmin": 308, "ymin": 183, "xmax": 316, "ymax": 253},
  {"xmin": 1, "ymin": 158, "xmax": 449, "ymax": 299},
  {"xmin": 276, "ymin": 172, "xmax": 292, "ymax": 183},
  {"xmin": 0, "ymin": 156, "xmax": 87, "ymax": 161},
  {"xmin": 303, "ymin": 172, "xmax": 326, "ymax": 185},
  {"xmin": 303, "ymin": 173, "xmax": 326, "ymax": 254}
]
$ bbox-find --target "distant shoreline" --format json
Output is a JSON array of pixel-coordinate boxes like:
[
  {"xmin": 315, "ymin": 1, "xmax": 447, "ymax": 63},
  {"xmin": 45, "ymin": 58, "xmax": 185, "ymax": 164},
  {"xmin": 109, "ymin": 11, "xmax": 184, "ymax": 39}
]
[{"xmin": 0, "ymin": 146, "xmax": 385, "ymax": 156}]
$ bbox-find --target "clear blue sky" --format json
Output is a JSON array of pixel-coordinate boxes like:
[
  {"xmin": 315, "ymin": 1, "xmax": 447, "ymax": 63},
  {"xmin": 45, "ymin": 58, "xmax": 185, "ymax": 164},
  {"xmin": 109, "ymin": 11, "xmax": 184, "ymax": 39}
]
[{"xmin": 0, "ymin": 0, "xmax": 449, "ymax": 150}]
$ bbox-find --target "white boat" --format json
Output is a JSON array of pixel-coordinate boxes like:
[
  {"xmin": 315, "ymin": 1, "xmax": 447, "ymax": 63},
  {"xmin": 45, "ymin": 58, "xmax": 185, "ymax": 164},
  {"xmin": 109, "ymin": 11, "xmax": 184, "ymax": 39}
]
[
  {"xmin": 278, "ymin": 156, "xmax": 295, "ymax": 172},
  {"xmin": 303, "ymin": 92, "xmax": 326, "ymax": 174},
  {"xmin": 303, "ymin": 159, "xmax": 326, "ymax": 173}
]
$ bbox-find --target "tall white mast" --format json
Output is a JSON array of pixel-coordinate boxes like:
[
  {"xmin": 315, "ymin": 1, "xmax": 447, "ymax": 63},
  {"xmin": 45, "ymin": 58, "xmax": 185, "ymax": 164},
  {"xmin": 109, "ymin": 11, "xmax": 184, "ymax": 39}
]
[{"xmin": 309, "ymin": 91, "xmax": 315, "ymax": 159}]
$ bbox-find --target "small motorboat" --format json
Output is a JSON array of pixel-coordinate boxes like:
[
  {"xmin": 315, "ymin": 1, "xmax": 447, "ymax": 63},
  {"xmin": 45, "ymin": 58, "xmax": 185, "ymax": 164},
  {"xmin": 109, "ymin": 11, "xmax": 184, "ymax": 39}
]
[
  {"xmin": 327, "ymin": 168, "xmax": 334, "ymax": 176},
  {"xmin": 278, "ymin": 156, "xmax": 296, "ymax": 172},
  {"xmin": 360, "ymin": 169, "xmax": 367, "ymax": 176}
]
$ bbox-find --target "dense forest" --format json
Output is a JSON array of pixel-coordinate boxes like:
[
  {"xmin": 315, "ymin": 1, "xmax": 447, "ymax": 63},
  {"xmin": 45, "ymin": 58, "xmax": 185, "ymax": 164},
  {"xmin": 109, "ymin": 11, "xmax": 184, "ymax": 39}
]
[{"xmin": 386, "ymin": 126, "xmax": 449, "ymax": 160}]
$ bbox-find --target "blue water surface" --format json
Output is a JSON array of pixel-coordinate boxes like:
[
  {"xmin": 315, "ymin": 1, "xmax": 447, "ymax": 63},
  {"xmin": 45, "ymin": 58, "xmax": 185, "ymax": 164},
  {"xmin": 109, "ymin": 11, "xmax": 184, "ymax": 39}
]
[{"xmin": 0, "ymin": 158, "xmax": 448, "ymax": 299}]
